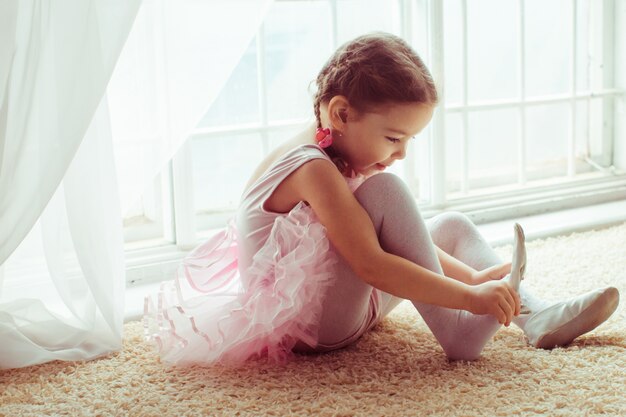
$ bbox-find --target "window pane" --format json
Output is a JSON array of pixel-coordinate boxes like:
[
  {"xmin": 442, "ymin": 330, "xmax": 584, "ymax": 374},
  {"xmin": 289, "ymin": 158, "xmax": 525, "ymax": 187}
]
[
  {"xmin": 197, "ymin": 39, "xmax": 259, "ymax": 127},
  {"xmin": 123, "ymin": 172, "xmax": 167, "ymax": 244},
  {"xmin": 410, "ymin": 0, "xmax": 431, "ymax": 67},
  {"xmin": 525, "ymin": 0, "xmax": 572, "ymax": 97},
  {"xmin": 443, "ymin": 0, "xmax": 463, "ymax": 104},
  {"xmin": 445, "ymin": 112, "xmax": 464, "ymax": 194},
  {"xmin": 467, "ymin": 0, "xmax": 518, "ymax": 102},
  {"xmin": 192, "ymin": 133, "xmax": 264, "ymax": 213},
  {"xmin": 468, "ymin": 108, "xmax": 518, "ymax": 188},
  {"xmin": 575, "ymin": 99, "xmax": 591, "ymax": 166},
  {"xmin": 336, "ymin": 0, "xmax": 400, "ymax": 43},
  {"xmin": 586, "ymin": 96, "xmax": 615, "ymax": 169},
  {"xmin": 575, "ymin": 0, "xmax": 591, "ymax": 92},
  {"xmin": 264, "ymin": 1, "xmax": 333, "ymax": 122},
  {"xmin": 525, "ymin": 103, "xmax": 569, "ymax": 180},
  {"xmin": 268, "ymin": 125, "xmax": 306, "ymax": 150}
]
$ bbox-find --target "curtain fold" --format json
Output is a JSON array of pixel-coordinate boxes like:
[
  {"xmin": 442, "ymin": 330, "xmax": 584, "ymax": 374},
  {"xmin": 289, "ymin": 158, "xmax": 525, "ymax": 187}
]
[
  {"xmin": 0, "ymin": 0, "xmax": 140, "ymax": 369},
  {"xmin": 0, "ymin": 0, "xmax": 273, "ymax": 369},
  {"xmin": 0, "ymin": 98, "xmax": 124, "ymax": 368},
  {"xmin": 0, "ymin": 0, "xmax": 141, "ymax": 265}
]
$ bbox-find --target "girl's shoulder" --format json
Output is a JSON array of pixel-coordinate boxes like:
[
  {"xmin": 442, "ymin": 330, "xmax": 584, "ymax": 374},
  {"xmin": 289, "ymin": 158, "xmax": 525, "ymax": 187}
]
[
  {"xmin": 240, "ymin": 142, "xmax": 335, "ymax": 215},
  {"xmin": 243, "ymin": 127, "xmax": 327, "ymax": 191},
  {"xmin": 256, "ymin": 143, "xmax": 333, "ymax": 189}
]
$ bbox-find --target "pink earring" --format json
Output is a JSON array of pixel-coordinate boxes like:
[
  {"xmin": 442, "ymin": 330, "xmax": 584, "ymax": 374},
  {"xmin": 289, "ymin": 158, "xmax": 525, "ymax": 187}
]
[{"xmin": 316, "ymin": 127, "xmax": 333, "ymax": 148}]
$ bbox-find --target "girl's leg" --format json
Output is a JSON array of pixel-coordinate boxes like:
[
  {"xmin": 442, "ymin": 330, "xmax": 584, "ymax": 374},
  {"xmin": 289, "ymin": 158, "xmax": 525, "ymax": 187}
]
[
  {"xmin": 425, "ymin": 211, "xmax": 620, "ymax": 349},
  {"xmin": 425, "ymin": 211, "xmax": 551, "ymax": 321},
  {"xmin": 313, "ymin": 173, "xmax": 504, "ymax": 360}
]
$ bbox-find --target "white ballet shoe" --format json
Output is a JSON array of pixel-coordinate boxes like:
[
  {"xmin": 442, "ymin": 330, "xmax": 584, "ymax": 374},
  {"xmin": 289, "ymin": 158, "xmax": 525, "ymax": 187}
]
[
  {"xmin": 524, "ymin": 286, "xmax": 620, "ymax": 349},
  {"xmin": 508, "ymin": 223, "xmax": 526, "ymax": 291},
  {"xmin": 504, "ymin": 223, "xmax": 532, "ymax": 314}
]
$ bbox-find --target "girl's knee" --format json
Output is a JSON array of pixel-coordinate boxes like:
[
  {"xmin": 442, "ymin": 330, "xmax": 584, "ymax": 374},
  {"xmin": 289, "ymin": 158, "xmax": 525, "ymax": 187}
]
[
  {"xmin": 429, "ymin": 211, "xmax": 474, "ymax": 233},
  {"xmin": 433, "ymin": 210, "xmax": 472, "ymax": 226},
  {"xmin": 435, "ymin": 324, "xmax": 486, "ymax": 361},
  {"xmin": 441, "ymin": 341, "xmax": 483, "ymax": 362},
  {"xmin": 354, "ymin": 173, "xmax": 416, "ymax": 215},
  {"xmin": 356, "ymin": 173, "xmax": 408, "ymax": 197}
]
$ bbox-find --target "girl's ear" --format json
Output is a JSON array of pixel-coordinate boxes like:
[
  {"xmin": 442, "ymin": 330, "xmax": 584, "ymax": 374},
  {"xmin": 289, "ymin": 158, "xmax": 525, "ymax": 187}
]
[
  {"xmin": 338, "ymin": 108, "xmax": 347, "ymax": 123},
  {"xmin": 327, "ymin": 95, "xmax": 351, "ymax": 129}
]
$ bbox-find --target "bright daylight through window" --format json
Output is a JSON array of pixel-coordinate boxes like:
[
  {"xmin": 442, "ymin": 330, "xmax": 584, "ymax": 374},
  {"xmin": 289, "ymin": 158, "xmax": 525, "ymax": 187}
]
[{"xmin": 120, "ymin": 0, "xmax": 626, "ymax": 274}]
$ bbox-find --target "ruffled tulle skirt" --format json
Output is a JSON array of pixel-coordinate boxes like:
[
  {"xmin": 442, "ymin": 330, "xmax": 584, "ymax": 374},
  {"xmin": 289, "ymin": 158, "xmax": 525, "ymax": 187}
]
[{"xmin": 143, "ymin": 202, "xmax": 338, "ymax": 366}]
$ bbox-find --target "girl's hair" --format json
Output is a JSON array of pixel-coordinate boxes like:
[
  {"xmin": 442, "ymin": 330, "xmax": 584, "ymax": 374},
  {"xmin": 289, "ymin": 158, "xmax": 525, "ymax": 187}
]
[{"xmin": 313, "ymin": 32, "xmax": 438, "ymax": 128}]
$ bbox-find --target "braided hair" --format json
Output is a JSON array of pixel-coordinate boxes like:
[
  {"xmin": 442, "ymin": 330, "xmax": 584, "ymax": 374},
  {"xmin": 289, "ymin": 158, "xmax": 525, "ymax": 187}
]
[{"xmin": 312, "ymin": 32, "xmax": 438, "ymax": 129}]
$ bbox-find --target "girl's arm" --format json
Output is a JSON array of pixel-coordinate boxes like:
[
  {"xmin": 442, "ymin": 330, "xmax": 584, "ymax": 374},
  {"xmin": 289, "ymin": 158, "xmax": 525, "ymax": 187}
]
[
  {"xmin": 290, "ymin": 160, "xmax": 519, "ymax": 323},
  {"xmin": 435, "ymin": 246, "xmax": 475, "ymax": 285},
  {"xmin": 437, "ymin": 246, "xmax": 512, "ymax": 286}
]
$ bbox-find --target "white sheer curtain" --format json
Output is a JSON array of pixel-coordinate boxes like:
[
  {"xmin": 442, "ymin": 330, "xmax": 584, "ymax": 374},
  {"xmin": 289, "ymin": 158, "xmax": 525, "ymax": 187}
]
[
  {"xmin": 0, "ymin": 0, "xmax": 272, "ymax": 369},
  {"xmin": 0, "ymin": 0, "xmax": 141, "ymax": 268},
  {"xmin": 107, "ymin": 0, "xmax": 273, "ymax": 214},
  {"xmin": 0, "ymin": 0, "xmax": 140, "ymax": 370}
]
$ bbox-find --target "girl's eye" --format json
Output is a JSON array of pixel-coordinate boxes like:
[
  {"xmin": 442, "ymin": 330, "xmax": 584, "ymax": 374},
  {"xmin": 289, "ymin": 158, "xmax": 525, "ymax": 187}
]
[{"xmin": 386, "ymin": 136, "xmax": 400, "ymax": 143}]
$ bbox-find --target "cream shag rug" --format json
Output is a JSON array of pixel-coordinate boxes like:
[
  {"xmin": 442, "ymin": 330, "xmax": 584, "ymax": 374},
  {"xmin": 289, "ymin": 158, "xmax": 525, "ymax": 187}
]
[{"xmin": 1, "ymin": 223, "xmax": 625, "ymax": 417}]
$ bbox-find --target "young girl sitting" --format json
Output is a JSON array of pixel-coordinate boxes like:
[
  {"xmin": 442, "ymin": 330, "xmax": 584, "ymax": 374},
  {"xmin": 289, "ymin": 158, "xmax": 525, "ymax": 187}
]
[{"xmin": 144, "ymin": 32, "xmax": 619, "ymax": 365}]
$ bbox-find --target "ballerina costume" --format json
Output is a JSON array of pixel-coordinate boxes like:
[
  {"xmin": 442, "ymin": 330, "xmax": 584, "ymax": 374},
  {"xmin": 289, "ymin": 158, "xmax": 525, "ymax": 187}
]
[{"xmin": 143, "ymin": 144, "xmax": 373, "ymax": 365}]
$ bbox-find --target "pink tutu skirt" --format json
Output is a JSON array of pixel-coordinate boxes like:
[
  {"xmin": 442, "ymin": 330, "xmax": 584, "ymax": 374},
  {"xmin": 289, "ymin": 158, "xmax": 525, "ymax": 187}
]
[{"xmin": 143, "ymin": 202, "xmax": 338, "ymax": 366}]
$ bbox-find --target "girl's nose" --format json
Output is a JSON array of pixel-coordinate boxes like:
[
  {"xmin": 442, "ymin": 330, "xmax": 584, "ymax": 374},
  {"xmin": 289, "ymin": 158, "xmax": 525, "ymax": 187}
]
[{"xmin": 393, "ymin": 144, "xmax": 407, "ymax": 160}]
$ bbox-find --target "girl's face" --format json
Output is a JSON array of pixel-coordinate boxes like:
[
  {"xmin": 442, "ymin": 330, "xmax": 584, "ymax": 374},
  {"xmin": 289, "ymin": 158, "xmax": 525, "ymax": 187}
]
[{"xmin": 333, "ymin": 101, "xmax": 434, "ymax": 177}]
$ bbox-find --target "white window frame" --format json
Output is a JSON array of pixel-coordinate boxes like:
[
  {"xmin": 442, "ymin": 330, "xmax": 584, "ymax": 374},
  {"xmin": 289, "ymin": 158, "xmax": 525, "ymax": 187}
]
[{"xmin": 426, "ymin": 0, "xmax": 626, "ymax": 221}]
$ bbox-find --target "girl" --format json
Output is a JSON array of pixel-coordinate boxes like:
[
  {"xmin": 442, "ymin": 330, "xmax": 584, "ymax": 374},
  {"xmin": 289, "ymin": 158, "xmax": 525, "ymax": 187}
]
[{"xmin": 144, "ymin": 32, "xmax": 619, "ymax": 365}]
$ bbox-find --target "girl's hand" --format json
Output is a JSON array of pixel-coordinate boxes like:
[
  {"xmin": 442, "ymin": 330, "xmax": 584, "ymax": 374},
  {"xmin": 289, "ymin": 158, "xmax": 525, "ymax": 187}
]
[
  {"xmin": 467, "ymin": 280, "xmax": 521, "ymax": 326},
  {"xmin": 470, "ymin": 262, "xmax": 512, "ymax": 285}
]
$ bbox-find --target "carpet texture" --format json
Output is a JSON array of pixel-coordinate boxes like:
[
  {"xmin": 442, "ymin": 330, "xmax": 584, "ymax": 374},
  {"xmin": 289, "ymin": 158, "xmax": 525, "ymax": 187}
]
[{"xmin": 1, "ymin": 222, "xmax": 625, "ymax": 417}]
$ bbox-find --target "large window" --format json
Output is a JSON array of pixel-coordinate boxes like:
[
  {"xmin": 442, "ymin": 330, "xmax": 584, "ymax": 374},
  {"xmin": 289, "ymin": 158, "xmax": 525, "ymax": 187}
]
[{"xmin": 122, "ymin": 0, "xmax": 626, "ymax": 261}]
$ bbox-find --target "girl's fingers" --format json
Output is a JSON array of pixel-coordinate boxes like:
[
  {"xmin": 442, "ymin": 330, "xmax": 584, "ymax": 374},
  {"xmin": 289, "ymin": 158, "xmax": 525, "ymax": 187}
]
[
  {"xmin": 506, "ymin": 285, "xmax": 521, "ymax": 316},
  {"xmin": 500, "ymin": 287, "xmax": 515, "ymax": 325},
  {"xmin": 506, "ymin": 288, "xmax": 516, "ymax": 310},
  {"xmin": 500, "ymin": 306, "xmax": 508, "ymax": 325},
  {"xmin": 500, "ymin": 299, "xmax": 513, "ymax": 326},
  {"xmin": 507, "ymin": 290, "xmax": 518, "ymax": 324},
  {"xmin": 494, "ymin": 308, "xmax": 505, "ymax": 324}
]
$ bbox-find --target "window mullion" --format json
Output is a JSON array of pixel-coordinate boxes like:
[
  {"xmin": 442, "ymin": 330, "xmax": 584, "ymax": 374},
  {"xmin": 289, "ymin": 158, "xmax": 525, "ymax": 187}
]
[
  {"xmin": 614, "ymin": 0, "xmax": 626, "ymax": 172},
  {"xmin": 429, "ymin": 0, "xmax": 446, "ymax": 207},
  {"xmin": 589, "ymin": 0, "xmax": 616, "ymax": 170},
  {"xmin": 171, "ymin": 142, "xmax": 197, "ymax": 249},
  {"xmin": 461, "ymin": 0, "xmax": 469, "ymax": 194},
  {"xmin": 518, "ymin": 0, "xmax": 527, "ymax": 185},
  {"xmin": 161, "ymin": 162, "xmax": 175, "ymax": 243},
  {"xmin": 568, "ymin": 0, "xmax": 579, "ymax": 177},
  {"xmin": 445, "ymin": 89, "xmax": 621, "ymax": 112},
  {"xmin": 601, "ymin": 0, "xmax": 616, "ymax": 168}
]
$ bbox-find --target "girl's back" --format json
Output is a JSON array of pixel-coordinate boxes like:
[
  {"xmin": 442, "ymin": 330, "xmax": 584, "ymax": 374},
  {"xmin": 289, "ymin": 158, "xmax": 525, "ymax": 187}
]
[
  {"xmin": 243, "ymin": 124, "xmax": 316, "ymax": 206},
  {"xmin": 235, "ymin": 136, "xmax": 333, "ymax": 276}
]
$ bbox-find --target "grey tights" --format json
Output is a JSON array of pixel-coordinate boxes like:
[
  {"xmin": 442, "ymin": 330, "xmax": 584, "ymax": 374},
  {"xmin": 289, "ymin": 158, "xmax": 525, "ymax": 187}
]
[{"xmin": 314, "ymin": 173, "xmax": 516, "ymax": 360}]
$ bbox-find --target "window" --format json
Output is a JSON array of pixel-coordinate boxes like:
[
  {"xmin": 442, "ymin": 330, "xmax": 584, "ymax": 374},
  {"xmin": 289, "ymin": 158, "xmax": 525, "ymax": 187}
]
[
  {"xmin": 123, "ymin": 0, "xmax": 626, "ymax": 284},
  {"xmin": 438, "ymin": 0, "xmax": 624, "ymax": 211}
]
